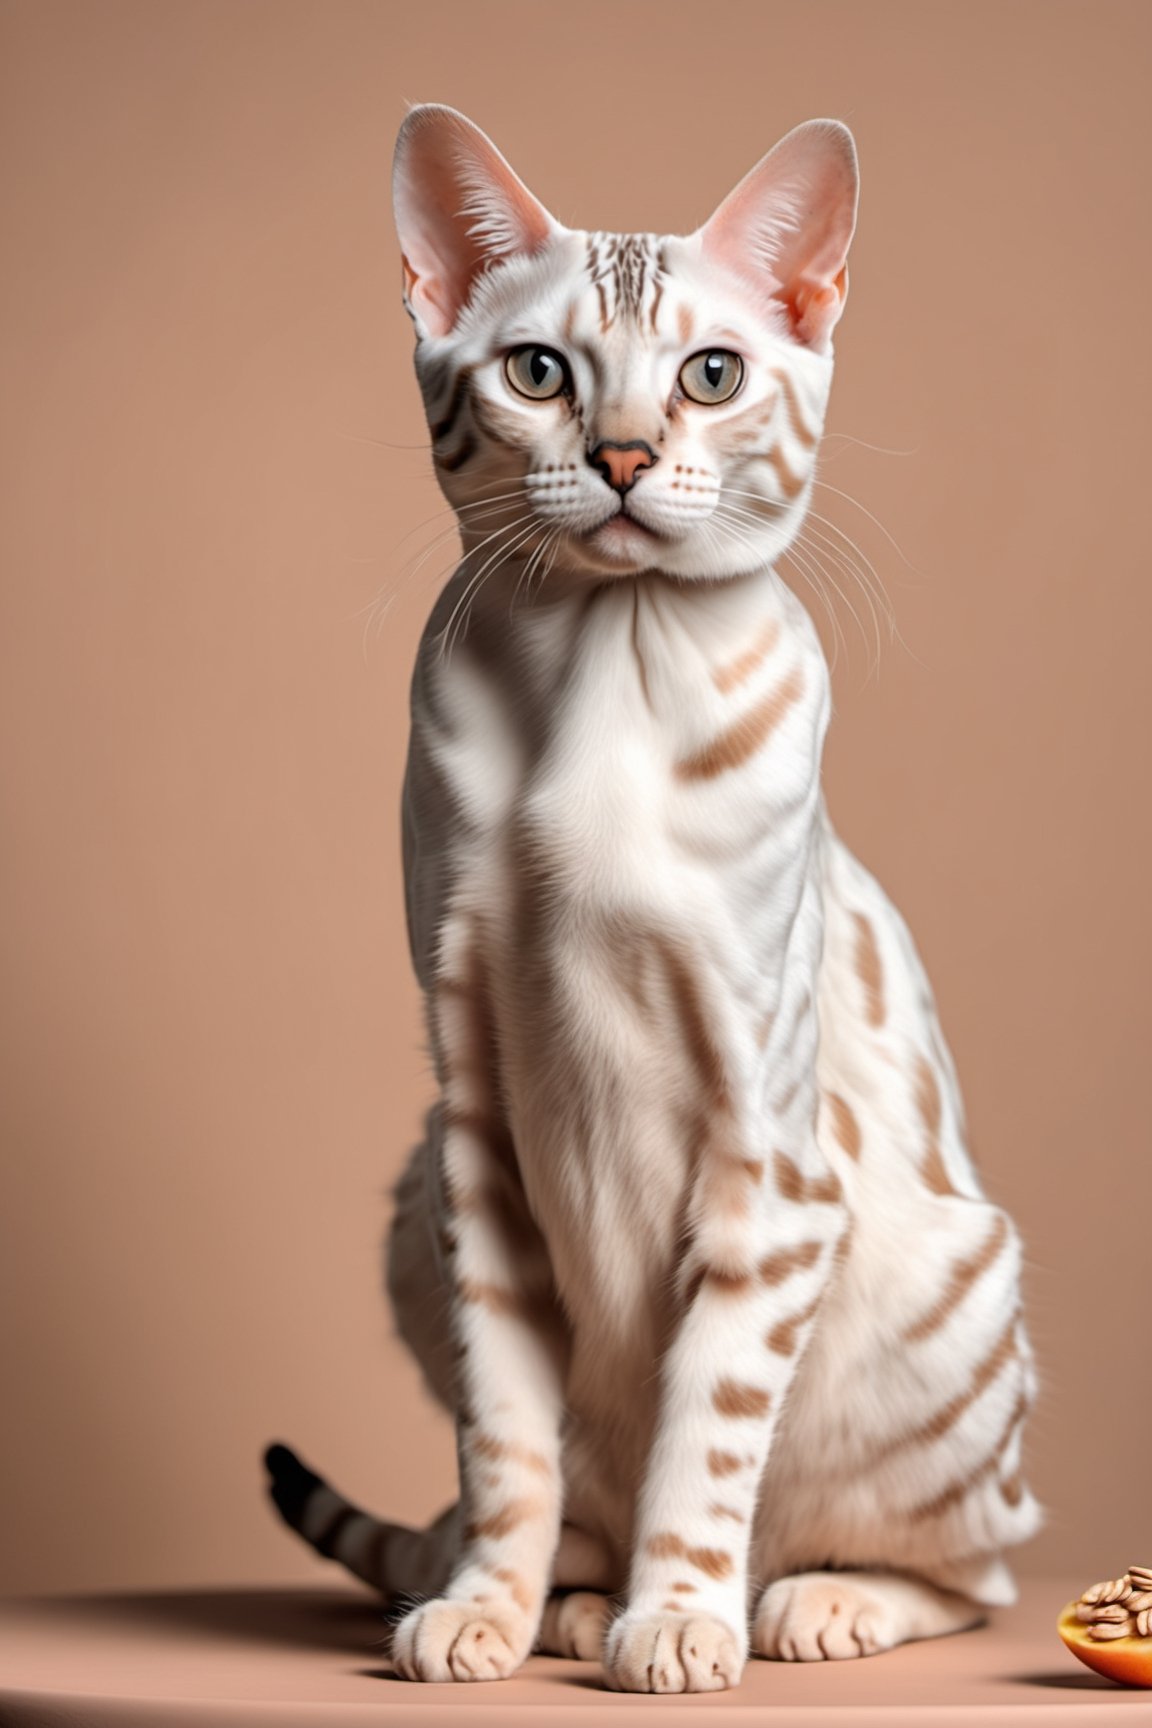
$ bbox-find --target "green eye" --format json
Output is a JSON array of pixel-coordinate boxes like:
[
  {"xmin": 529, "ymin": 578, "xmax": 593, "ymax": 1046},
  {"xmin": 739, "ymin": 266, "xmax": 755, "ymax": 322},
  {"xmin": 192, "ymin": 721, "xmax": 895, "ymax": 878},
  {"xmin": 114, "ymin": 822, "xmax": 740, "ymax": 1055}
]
[
  {"xmin": 679, "ymin": 349, "xmax": 744, "ymax": 405},
  {"xmin": 505, "ymin": 345, "xmax": 569, "ymax": 401}
]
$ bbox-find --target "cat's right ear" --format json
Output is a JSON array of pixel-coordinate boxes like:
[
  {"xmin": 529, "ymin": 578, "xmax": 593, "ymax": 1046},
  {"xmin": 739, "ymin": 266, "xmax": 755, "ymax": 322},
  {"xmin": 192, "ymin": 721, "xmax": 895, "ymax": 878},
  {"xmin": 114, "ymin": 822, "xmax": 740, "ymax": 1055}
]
[{"xmin": 392, "ymin": 106, "xmax": 558, "ymax": 340}]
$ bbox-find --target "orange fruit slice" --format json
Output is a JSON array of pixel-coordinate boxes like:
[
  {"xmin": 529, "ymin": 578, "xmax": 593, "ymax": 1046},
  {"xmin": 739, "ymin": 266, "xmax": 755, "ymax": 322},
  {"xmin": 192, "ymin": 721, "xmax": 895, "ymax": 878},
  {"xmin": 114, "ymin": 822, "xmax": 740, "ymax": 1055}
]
[{"xmin": 1059, "ymin": 1602, "xmax": 1152, "ymax": 1688}]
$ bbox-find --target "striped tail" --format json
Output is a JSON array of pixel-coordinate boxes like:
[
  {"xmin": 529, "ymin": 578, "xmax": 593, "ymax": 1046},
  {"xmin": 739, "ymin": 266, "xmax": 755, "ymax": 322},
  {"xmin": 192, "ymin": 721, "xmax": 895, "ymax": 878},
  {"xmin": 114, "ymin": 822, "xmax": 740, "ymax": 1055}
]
[{"xmin": 263, "ymin": 1442, "xmax": 457, "ymax": 1599}]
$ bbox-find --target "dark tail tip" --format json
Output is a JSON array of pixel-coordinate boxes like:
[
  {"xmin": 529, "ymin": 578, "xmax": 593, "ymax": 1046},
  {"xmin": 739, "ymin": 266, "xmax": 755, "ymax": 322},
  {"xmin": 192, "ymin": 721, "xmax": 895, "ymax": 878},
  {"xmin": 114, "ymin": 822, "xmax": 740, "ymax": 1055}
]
[{"xmin": 263, "ymin": 1441, "xmax": 323, "ymax": 1526}]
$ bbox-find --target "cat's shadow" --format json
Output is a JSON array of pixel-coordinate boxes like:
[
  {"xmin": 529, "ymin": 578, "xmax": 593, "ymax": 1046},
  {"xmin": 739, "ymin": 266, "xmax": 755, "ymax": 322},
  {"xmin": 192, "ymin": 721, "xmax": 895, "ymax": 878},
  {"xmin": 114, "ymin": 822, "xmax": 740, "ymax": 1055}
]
[{"xmin": 53, "ymin": 1586, "xmax": 390, "ymax": 1657}]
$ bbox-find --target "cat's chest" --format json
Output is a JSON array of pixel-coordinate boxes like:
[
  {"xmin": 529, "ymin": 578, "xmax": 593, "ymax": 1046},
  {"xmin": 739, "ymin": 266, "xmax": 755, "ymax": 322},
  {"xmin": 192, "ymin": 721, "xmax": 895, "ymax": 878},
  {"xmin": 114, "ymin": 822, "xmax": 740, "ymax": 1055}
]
[{"xmin": 432, "ymin": 574, "xmax": 828, "ymax": 917}]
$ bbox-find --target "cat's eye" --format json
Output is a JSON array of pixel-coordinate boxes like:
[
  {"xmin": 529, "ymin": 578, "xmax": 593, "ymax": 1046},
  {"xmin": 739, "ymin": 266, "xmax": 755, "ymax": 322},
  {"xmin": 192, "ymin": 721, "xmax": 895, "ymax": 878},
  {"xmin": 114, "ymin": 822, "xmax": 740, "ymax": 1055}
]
[
  {"xmin": 678, "ymin": 349, "xmax": 744, "ymax": 405},
  {"xmin": 505, "ymin": 345, "xmax": 569, "ymax": 401}
]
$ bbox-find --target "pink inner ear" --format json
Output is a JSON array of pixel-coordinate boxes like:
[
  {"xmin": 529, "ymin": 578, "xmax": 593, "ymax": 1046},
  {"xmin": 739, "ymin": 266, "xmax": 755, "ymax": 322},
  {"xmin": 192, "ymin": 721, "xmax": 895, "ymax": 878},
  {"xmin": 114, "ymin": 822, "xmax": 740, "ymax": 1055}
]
[
  {"xmin": 789, "ymin": 266, "xmax": 850, "ymax": 350},
  {"xmin": 699, "ymin": 121, "xmax": 858, "ymax": 351},
  {"xmin": 393, "ymin": 106, "xmax": 555, "ymax": 338}
]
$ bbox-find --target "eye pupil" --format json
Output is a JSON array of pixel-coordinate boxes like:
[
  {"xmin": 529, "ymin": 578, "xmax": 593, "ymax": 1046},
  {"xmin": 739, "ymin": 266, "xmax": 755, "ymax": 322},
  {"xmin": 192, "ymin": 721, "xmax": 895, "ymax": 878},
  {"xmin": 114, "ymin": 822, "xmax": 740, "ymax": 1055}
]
[
  {"xmin": 705, "ymin": 354, "xmax": 724, "ymax": 387},
  {"xmin": 529, "ymin": 350, "xmax": 551, "ymax": 386}
]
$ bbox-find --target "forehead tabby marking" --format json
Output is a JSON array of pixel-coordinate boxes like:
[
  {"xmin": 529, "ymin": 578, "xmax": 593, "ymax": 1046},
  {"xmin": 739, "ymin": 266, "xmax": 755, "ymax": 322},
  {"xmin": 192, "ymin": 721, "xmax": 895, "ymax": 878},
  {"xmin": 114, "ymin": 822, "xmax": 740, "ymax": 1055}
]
[{"xmin": 584, "ymin": 232, "xmax": 666, "ymax": 332}]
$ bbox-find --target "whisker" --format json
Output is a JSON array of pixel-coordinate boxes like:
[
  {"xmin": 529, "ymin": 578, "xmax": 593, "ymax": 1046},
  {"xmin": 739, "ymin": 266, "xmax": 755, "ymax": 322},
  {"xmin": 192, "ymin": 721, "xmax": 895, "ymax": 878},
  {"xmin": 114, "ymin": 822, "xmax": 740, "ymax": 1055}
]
[
  {"xmin": 334, "ymin": 430, "xmax": 429, "ymax": 452},
  {"xmin": 810, "ymin": 478, "xmax": 918, "ymax": 574},
  {"xmin": 798, "ymin": 504, "xmax": 922, "ymax": 669},
  {"xmin": 820, "ymin": 432, "xmax": 918, "ymax": 459},
  {"xmin": 437, "ymin": 519, "xmax": 541, "ymax": 662},
  {"xmin": 794, "ymin": 520, "xmax": 884, "ymax": 676},
  {"xmin": 718, "ymin": 487, "xmax": 909, "ymax": 675},
  {"xmin": 450, "ymin": 521, "xmax": 543, "ymax": 658},
  {"xmin": 353, "ymin": 496, "xmax": 537, "ymax": 654}
]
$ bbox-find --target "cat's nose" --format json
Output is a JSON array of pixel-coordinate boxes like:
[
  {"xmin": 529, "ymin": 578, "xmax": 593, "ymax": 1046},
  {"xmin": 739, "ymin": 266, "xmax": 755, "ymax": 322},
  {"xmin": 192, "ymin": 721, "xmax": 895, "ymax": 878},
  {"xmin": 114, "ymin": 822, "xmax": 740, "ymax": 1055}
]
[{"xmin": 589, "ymin": 440, "xmax": 659, "ymax": 494}]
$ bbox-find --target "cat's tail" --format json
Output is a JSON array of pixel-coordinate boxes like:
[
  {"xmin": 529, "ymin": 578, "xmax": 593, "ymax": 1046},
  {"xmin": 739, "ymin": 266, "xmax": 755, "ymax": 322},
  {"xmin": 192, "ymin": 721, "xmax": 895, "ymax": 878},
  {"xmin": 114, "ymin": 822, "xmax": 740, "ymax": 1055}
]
[{"xmin": 263, "ymin": 1442, "xmax": 457, "ymax": 1599}]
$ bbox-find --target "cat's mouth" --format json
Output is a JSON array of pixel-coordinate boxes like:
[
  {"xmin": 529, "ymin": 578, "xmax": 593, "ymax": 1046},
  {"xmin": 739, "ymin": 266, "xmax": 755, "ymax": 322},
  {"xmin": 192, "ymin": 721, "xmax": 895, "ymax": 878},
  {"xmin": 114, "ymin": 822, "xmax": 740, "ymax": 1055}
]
[{"xmin": 583, "ymin": 507, "xmax": 664, "ymax": 557}]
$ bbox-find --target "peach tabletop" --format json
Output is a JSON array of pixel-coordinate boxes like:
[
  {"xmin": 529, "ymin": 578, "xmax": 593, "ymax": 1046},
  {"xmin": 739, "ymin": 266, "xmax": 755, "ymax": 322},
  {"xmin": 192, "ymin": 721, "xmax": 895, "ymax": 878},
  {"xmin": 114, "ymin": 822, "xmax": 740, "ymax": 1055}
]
[{"xmin": 1, "ymin": 1577, "xmax": 1151, "ymax": 1727}]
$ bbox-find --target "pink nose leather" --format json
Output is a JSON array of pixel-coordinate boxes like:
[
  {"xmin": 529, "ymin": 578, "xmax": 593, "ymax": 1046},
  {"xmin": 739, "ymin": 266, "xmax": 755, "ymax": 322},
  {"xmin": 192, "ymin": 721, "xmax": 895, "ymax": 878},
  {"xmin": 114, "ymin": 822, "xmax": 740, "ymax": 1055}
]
[{"xmin": 590, "ymin": 441, "xmax": 657, "ymax": 492}]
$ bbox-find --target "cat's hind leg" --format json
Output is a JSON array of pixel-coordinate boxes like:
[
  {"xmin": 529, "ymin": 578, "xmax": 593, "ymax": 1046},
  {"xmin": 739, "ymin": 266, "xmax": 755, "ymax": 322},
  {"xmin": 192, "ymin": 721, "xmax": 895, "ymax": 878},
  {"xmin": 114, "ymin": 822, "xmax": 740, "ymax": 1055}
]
[
  {"xmin": 537, "ymin": 1591, "xmax": 612, "ymax": 1659},
  {"xmin": 752, "ymin": 1569, "xmax": 983, "ymax": 1661}
]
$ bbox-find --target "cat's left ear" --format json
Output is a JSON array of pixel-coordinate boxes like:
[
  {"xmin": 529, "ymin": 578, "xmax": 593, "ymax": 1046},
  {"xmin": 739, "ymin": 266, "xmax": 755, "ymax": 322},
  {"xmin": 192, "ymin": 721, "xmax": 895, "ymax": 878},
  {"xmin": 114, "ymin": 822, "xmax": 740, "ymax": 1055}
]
[
  {"xmin": 393, "ymin": 105, "xmax": 559, "ymax": 339},
  {"xmin": 697, "ymin": 120, "xmax": 859, "ymax": 351}
]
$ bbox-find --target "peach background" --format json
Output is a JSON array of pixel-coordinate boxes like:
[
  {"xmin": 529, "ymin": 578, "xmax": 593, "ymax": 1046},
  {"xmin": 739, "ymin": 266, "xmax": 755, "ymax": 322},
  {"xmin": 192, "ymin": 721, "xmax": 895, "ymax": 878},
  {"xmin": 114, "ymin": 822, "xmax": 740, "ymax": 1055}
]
[{"xmin": 1, "ymin": 0, "xmax": 1149, "ymax": 1598}]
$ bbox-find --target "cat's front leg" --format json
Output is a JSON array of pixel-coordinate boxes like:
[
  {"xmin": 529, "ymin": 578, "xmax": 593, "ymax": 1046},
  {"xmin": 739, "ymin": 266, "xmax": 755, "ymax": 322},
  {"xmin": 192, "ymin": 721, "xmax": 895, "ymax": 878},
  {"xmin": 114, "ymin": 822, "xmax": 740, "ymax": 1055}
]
[
  {"xmin": 390, "ymin": 947, "xmax": 566, "ymax": 1682},
  {"xmin": 605, "ymin": 1123, "xmax": 846, "ymax": 1693}
]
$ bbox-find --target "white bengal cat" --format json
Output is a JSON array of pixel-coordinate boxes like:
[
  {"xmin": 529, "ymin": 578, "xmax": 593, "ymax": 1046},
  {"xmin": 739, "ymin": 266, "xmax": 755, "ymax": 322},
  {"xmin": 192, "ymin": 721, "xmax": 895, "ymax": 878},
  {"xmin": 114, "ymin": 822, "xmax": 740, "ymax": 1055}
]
[{"xmin": 265, "ymin": 104, "xmax": 1041, "ymax": 1693}]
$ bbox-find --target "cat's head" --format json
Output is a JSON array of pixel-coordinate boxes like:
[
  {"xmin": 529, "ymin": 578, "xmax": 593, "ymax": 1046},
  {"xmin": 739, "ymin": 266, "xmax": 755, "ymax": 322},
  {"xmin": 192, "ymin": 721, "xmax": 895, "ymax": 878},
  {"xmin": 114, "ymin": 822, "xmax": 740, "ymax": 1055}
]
[{"xmin": 393, "ymin": 106, "xmax": 857, "ymax": 584}]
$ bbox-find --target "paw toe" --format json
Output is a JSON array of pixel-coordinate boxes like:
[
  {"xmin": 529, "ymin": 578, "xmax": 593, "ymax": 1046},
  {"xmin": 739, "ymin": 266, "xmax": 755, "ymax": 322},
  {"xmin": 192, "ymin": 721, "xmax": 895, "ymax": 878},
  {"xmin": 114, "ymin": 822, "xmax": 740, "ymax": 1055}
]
[
  {"xmin": 607, "ymin": 1612, "xmax": 743, "ymax": 1693},
  {"xmin": 391, "ymin": 1598, "xmax": 526, "ymax": 1683},
  {"xmin": 753, "ymin": 1574, "xmax": 893, "ymax": 1663}
]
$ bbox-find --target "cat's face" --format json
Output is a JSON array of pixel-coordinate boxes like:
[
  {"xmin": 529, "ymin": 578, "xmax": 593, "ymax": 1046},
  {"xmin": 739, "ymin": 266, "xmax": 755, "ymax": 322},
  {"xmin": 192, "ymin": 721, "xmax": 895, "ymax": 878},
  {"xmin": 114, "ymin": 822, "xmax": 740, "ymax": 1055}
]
[{"xmin": 393, "ymin": 108, "xmax": 858, "ymax": 584}]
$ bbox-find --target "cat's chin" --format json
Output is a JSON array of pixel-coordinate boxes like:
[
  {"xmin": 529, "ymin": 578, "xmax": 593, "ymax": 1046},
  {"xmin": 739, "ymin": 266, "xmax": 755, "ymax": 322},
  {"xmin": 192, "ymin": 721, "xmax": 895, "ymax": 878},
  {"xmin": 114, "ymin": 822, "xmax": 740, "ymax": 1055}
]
[
  {"xmin": 568, "ymin": 514, "xmax": 668, "ymax": 577},
  {"xmin": 588, "ymin": 515, "xmax": 661, "ymax": 562}
]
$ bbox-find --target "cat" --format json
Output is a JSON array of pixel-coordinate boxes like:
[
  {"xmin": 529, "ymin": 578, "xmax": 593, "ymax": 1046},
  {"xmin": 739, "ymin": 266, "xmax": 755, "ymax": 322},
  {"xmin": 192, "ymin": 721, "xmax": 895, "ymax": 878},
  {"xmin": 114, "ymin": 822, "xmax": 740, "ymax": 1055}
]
[{"xmin": 265, "ymin": 104, "xmax": 1041, "ymax": 1693}]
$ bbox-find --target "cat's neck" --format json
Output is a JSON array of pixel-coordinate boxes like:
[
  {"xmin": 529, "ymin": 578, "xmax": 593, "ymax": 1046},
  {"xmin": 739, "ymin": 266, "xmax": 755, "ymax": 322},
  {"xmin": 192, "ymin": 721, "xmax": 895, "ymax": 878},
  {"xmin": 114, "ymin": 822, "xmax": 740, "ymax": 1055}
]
[
  {"xmin": 434, "ymin": 549, "xmax": 826, "ymax": 731},
  {"xmin": 454, "ymin": 550, "xmax": 815, "ymax": 655}
]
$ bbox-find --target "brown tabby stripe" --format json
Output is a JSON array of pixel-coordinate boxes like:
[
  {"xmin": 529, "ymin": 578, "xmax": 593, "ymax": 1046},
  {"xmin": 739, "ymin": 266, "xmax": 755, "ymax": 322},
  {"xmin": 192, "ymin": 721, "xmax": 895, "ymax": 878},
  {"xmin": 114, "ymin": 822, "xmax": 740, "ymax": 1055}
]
[
  {"xmin": 648, "ymin": 248, "xmax": 668, "ymax": 334},
  {"xmin": 774, "ymin": 1077, "xmax": 801, "ymax": 1115},
  {"xmin": 708, "ymin": 1503, "xmax": 746, "ymax": 1524},
  {"xmin": 703, "ymin": 1266, "xmax": 755, "ymax": 1296},
  {"xmin": 852, "ymin": 913, "xmax": 886, "ymax": 1025},
  {"xmin": 471, "ymin": 1432, "xmax": 552, "ymax": 1477},
  {"xmin": 431, "ymin": 366, "xmax": 478, "ymax": 443},
  {"xmin": 674, "ymin": 667, "xmax": 805, "ymax": 780},
  {"xmin": 713, "ymin": 1379, "xmax": 771, "ymax": 1418},
  {"xmin": 712, "ymin": 618, "xmax": 781, "ymax": 692},
  {"xmin": 468, "ymin": 395, "xmax": 524, "ymax": 453},
  {"xmin": 758, "ymin": 1240, "xmax": 822, "ymax": 1285},
  {"xmin": 464, "ymin": 1496, "xmax": 547, "ymax": 1541},
  {"xmin": 654, "ymin": 935, "xmax": 730, "ymax": 1110},
  {"xmin": 903, "ymin": 1214, "xmax": 1010, "ymax": 1342},
  {"xmin": 915, "ymin": 1055, "xmax": 943, "ymax": 1138},
  {"xmin": 436, "ymin": 974, "xmax": 482, "ymax": 1002},
  {"xmin": 442, "ymin": 1104, "xmax": 497, "ymax": 1139},
  {"xmin": 877, "ymin": 1315, "xmax": 1020, "ymax": 1467},
  {"xmin": 826, "ymin": 1092, "xmax": 862, "ymax": 1159},
  {"xmin": 999, "ymin": 1471, "xmax": 1024, "ymax": 1507},
  {"xmin": 457, "ymin": 1278, "xmax": 532, "ymax": 1321},
  {"xmin": 907, "ymin": 1386, "xmax": 1030, "ymax": 1522},
  {"xmin": 921, "ymin": 1142, "xmax": 960, "ymax": 1197},
  {"xmin": 773, "ymin": 1150, "xmax": 842, "ymax": 1206},
  {"xmin": 766, "ymin": 1293, "xmax": 823, "ymax": 1356},
  {"xmin": 671, "ymin": 1580, "xmax": 697, "ymax": 1593},
  {"xmin": 769, "ymin": 369, "xmax": 819, "ymax": 450},
  {"xmin": 491, "ymin": 1567, "xmax": 533, "ymax": 1612},
  {"xmin": 707, "ymin": 1449, "xmax": 743, "ymax": 1477},
  {"xmin": 586, "ymin": 238, "xmax": 610, "ymax": 331},
  {"xmin": 765, "ymin": 443, "xmax": 807, "ymax": 500},
  {"xmin": 646, "ymin": 1534, "xmax": 733, "ymax": 1579},
  {"xmin": 434, "ymin": 435, "xmax": 476, "ymax": 473}
]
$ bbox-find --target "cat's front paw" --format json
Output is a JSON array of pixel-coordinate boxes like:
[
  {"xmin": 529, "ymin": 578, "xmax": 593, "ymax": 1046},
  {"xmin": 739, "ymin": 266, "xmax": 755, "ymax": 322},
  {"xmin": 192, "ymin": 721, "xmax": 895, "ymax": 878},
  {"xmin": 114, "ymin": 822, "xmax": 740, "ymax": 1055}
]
[
  {"xmin": 390, "ymin": 1596, "xmax": 532, "ymax": 1682},
  {"xmin": 604, "ymin": 1608, "xmax": 745, "ymax": 1692}
]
